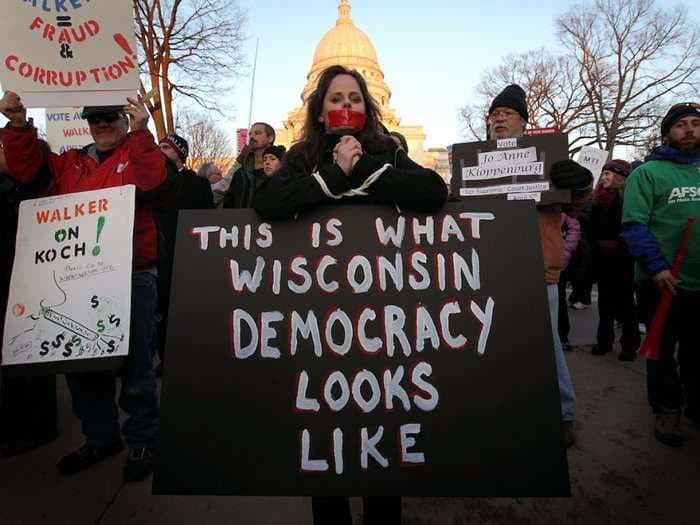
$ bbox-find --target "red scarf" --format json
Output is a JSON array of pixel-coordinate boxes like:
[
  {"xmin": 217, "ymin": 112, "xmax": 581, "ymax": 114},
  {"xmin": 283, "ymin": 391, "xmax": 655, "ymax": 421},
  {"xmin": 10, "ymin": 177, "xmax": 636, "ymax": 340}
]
[{"xmin": 593, "ymin": 187, "xmax": 620, "ymax": 208}]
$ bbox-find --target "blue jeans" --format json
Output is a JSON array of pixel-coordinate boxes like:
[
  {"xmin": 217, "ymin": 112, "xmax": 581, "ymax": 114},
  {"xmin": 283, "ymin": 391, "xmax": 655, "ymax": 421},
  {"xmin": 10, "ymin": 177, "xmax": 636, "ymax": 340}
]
[
  {"xmin": 547, "ymin": 284, "xmax": 576, "ymax": 421},
  {"xmin": 65, "ymin": 271, "xmax": 160, "ymax": 448}
]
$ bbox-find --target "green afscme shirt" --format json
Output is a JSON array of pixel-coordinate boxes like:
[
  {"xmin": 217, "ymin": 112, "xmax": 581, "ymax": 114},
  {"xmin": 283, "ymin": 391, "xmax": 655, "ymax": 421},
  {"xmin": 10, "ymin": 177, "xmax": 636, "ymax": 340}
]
[{"xmin": 622, "ymin": 159, "xmax": 700, "ymax": 291}]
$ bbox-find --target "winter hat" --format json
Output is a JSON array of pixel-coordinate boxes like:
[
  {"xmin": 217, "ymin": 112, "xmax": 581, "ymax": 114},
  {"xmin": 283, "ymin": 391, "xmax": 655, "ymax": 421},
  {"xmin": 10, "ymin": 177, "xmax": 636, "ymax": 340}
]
[
  {"xmin": 489, "ymin": 84, "xmax": 529, "ymax": 122},
  {"xmin": 660, "ymin": 102, "xmax": 700, "ymax": 137},
  {"xmin": 602, "ymin": 159, "xmax": 632, "ymax": 178},
  {"xmin": 263, "ymin": 145, "xmax": 286, "ymax": 161},
  {"xmin": 160, "ymin": 134, "xmax": 189, "ymax": 162}
]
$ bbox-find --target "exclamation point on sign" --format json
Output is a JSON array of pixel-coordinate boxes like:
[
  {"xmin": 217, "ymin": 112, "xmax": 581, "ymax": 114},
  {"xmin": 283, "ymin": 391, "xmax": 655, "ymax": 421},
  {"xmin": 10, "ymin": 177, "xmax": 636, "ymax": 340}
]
[
  {"xmin": 113, "ymin": 33, "xmax": 137, "ymax": 59},
  {"xmin": 92, "ymin": 216, "xmax": 106, "ymax": 256}
]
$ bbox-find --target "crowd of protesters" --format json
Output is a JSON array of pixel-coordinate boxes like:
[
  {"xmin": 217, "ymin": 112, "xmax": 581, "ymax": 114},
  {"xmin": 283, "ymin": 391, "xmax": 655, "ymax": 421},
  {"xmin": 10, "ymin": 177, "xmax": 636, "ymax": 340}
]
[{"xmin": 0, "ymin": 64, "xmax": 698, "ymax": 524}]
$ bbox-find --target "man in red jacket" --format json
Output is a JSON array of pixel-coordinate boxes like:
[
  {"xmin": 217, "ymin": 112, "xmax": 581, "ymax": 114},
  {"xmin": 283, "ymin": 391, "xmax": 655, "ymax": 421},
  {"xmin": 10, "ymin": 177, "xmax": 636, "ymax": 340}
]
[{"xmin": 0, "ymin": 90, "xmax": 174, "ymax": 482}]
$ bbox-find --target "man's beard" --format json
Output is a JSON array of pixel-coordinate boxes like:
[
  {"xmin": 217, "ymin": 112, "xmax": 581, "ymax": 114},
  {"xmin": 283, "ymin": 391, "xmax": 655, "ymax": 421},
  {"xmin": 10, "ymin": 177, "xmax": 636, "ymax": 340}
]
[{"xmin": 667, "ymin": 135, "xmax": 700, "ymax": 153}]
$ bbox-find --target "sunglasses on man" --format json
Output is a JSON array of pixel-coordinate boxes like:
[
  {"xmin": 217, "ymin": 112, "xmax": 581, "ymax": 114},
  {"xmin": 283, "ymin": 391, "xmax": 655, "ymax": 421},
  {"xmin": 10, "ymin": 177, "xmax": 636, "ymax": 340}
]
[{"xmin": 87, "ymin": 112, "xmax": 124, "ymax": 125}]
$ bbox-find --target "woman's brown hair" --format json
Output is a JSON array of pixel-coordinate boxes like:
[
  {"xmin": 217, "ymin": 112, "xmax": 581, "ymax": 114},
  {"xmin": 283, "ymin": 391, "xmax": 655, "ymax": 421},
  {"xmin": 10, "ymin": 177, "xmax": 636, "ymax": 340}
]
[{"xmin": 286, "ymin": 65, "xmax": 393, "ymax": 171}]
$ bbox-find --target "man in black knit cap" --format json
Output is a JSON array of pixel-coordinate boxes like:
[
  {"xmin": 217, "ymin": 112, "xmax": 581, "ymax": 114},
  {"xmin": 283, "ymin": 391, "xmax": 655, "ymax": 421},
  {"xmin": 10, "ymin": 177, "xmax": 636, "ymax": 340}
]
[
  {"xmin": 156, "ymin": 134, "xmax": 214, "ymax": 372},
  {"xmin": 487, "ymin": 84, "xmax": 530, "ymax": 139},
  {"xmin": 486, "ymin": 84, "xmax": 593, "ymax": 448}
]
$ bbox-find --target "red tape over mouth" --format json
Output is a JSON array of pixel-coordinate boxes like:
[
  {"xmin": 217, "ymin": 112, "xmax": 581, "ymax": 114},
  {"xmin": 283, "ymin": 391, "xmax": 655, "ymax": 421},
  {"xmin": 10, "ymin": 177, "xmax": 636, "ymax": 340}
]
[{"xmin": 327, "ymin": 109, "xmax": 367, "ymax": 132}]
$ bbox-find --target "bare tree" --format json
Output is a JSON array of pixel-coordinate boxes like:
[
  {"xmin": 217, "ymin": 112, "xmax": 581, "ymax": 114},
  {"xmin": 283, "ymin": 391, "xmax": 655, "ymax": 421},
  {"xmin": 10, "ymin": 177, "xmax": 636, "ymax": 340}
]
[
  {"xmin": 558, "ymin": 0, "xmax": 699, "ymax": 152},
  {"xmin": 177, "ymin": 112, "xmax": 235, "ymax": 172},
  {"xmin": 133, "ymin": 0, "xmax": 247, "ymax": 139},
  {"xmin": 458, "ymin": 103, "xmax": 488, "ymax": 142},
  {"xmin": 459, "ymin": 49, "xmax": 596, "ymax": 153}
]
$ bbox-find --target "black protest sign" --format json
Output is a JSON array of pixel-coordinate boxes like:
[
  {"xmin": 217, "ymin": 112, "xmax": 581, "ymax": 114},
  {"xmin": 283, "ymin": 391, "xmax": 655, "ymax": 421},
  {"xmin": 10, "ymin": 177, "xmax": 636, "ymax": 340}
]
[
  {"xmin": 450, "ymin": 134, "xmax": 571, "ymax": 205},
  {"xmin": 153, "ymin": 201, "xmax": 570, "ymax": 497}
]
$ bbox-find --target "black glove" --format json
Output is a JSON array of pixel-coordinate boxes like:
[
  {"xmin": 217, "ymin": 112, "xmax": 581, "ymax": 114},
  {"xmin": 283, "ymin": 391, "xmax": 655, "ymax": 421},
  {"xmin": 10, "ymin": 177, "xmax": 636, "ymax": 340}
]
[{"xmin": 550, "ymin": 159, "xmax": 592, "ymax": 189}]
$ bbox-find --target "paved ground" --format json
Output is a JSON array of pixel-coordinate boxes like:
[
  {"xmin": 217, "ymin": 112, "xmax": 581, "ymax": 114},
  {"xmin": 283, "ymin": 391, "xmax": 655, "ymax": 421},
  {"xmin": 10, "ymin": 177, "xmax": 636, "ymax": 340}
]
[{"xmin": 2, "ymin": 300, "xmax": 699, "ymax": 525}]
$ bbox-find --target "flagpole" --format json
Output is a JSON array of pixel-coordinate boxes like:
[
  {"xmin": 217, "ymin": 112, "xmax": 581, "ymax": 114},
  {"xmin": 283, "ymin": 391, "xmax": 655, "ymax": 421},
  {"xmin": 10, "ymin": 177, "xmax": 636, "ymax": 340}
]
[{"xmin": 247, "ymin": 38, "xmax": 260, "ymax": 130}]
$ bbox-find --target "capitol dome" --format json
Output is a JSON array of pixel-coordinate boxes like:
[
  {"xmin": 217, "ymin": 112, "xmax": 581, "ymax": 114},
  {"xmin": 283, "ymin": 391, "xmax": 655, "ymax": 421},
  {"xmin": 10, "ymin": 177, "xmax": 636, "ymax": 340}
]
[
  {"xmin": 312, "ymin": 1, "xmax": 379, "ymax": 70},
  {"xmin": 298, "ymin": 0, "xmax": 395, "ymax": 117}
]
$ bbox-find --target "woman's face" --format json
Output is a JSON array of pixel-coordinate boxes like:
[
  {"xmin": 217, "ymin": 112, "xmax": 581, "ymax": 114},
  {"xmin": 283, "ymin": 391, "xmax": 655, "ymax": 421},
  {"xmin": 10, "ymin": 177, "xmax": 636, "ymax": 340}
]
[
  {"xmin": 262, "ymin": 154, "xmax": 281, "ymax": 176},
  {"xmin": 600, "ymin": 170, "xmax": 625, "ymax": 189},
  {"xmin": 600, "ymin": 170, "xmax": 615, "ymax": 188},
  {"xmin": 319, "ymin": 74, "xmax": 366, "ymax": 134}
]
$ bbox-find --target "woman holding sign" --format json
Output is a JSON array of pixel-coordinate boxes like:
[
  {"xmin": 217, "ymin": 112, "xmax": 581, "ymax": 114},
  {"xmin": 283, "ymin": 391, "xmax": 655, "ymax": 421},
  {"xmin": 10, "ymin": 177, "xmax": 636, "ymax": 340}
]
[{"xmin": 254, "ymin": 65, "xmax": 448, "ymax": 525}]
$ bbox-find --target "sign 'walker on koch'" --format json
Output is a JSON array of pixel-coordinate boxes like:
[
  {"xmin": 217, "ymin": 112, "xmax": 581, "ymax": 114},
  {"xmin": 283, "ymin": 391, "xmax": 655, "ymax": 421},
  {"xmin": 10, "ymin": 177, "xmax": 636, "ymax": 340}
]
[
  {"xmin": 2, "ymin": 186, "xmax": 135, "ymax": 374},
  {"xmin": 154, "ymin": 202, "xmax": 570, "ymax": 497},
  {"xmin": 0, "ymin": 1, "xmax": 139, "ymax": 107},
  {"xmin": 450, "ymin": 134, "xmax": 571, "ymax": 205}
]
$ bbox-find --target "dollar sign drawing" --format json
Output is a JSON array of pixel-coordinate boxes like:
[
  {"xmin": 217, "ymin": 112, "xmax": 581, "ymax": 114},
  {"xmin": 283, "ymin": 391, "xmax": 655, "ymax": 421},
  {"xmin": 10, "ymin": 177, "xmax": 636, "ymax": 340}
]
[
  {"xmin": 60, "ymin": 44, "xmax": 73, "ymax": 59},
  {"xmin": 64, "ymin": 336, "xmax": 80, "ymax": 357},
  {"xmin": 52, "ymin": 333, "xmax": 66, "ymax": 349}
]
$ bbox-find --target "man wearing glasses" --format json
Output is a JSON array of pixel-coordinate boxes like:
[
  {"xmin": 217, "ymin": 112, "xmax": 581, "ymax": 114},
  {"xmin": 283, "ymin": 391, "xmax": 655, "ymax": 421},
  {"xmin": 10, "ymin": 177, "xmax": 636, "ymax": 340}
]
[
  {"xmin": 487, "ymin": 85, "xmax": 593, "ymax": 448},
  {"xmin": 622, "ymin": 102, "xmax": 700, "ymax": 447},
  {"xmin": 0, "ymin": 90, "xmax": 174, "ymax": 482}
]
